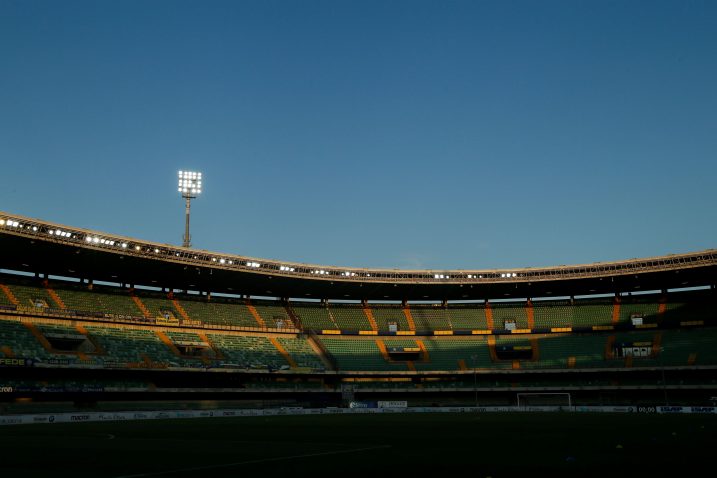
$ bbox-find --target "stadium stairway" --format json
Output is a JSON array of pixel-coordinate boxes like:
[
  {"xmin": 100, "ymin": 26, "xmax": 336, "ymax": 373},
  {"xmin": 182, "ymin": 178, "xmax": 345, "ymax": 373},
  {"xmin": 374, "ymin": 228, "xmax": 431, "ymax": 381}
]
[
  {"xmin": 402, "ymin": 307, "xmax": 417, "ymax": 331},
  {"xmin": 375, "ymin": 339, "xmax": 391, "ymax": 361},
  {"xmin": 415, "ymin": 339, "xmax": 430, "ymax": 362},
  {"xmin": 1, "ymin": 345, "xmax": 15, "ymax": 357},
  {"xmin": 23, "ymin": 322, "xmax": 54, "ymax": 352},
  {"xmin": 305, "ymin": 334, "xmax": 337, "ymax": 371},
  {"xmin": 75, "ymin": 324, "xmax": 105, "ymax": 355},
  {"xmin": 155, "ymin": 330, "xmax": 183, "ymax": 357},
  {"xmin": 283, "ymin": 304, "xmax": 301, "ymax": 329},
  {"xmin": 612, "ymin": 297, "xmax": 621, "ymax": 325},
  {"xmin": 487, "ymin": 335, "xmax": 498, "ymax": 361},
  {"xmin": 130, "ymin": 292, "xmax": 153, "ymax": 319},
  {"xmin": 363, "ymin": 307, "xmax": 379, "ymax": 332},
  {"xmin": 485, "ymin": 303, "xmax": 495, "ymax": 329},
  {"xmin": 171, "ymin": 299, "xmax": 191, "ymax": 322},
  {"xmin": 245, "ymin": 300, "xmax": 267, "ymax": 328},
  {"xmin": 526, "ymin": 300, "xmax": 535, "ymax": 329},
  {"xmin": 0, "ymin": 284, "xmax": 19, "ymax": 305},
  {"xmin": 197, "ymin": 332, "xmax": 224, "ymax": 360},
  {"xmin": 269, "ymin": 337, "xmax": 297, "ymax": 368},
  {"xmin": 43, "ymin": 281, "xmax": 66, "ymax": 309},
  {"xmin": 658, "ymin": 298, "xmax": 667, "ymax": 323}
]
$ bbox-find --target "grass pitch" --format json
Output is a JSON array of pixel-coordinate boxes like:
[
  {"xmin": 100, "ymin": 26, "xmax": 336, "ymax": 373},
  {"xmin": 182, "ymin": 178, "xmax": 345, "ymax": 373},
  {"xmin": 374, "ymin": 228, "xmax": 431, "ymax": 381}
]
[{"xmin": 1, "ymin": 412, "xmax": 716, "ymax": 477}]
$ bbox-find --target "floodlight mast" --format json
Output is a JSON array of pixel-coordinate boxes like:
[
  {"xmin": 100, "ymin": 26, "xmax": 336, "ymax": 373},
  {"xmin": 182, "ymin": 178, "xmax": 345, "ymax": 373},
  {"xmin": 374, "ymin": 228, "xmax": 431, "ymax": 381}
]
[{"xmin": 177, "ymin": 170, "xmax": 202, "ymax": 248}]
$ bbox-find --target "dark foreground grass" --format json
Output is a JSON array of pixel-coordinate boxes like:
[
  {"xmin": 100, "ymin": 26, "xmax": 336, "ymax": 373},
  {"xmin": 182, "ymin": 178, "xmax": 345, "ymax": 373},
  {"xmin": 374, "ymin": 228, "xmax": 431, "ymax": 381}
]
[{"xmin": 1, "ymin": 412, "xmax": 716, "ymax": 477}]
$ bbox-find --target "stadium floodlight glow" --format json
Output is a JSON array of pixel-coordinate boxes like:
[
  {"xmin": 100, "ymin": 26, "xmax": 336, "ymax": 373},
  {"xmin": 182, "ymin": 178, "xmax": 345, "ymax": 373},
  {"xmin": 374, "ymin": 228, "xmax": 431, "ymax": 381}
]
[
  {"xmin": 0, "ymin": 219, "xmax": 4, "ymax": 226},
  {"xmin": 177, "ymin": 170, "xmax": 203, "ymax": 248}
]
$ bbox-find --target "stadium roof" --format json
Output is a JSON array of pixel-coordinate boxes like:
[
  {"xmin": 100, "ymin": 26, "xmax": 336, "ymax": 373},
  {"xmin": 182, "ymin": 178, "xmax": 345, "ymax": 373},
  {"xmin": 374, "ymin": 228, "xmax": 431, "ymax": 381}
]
[{"xmin": 1, "ymin": 211, "xmax": 715, "ymax": 301}]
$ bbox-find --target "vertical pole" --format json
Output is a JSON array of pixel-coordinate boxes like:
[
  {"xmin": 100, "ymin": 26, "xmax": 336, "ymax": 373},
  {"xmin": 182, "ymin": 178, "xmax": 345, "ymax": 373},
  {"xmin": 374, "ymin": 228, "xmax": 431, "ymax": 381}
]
[{"xmin": 183, "ymin": 196, "xmax": 191, "ymax": 248}]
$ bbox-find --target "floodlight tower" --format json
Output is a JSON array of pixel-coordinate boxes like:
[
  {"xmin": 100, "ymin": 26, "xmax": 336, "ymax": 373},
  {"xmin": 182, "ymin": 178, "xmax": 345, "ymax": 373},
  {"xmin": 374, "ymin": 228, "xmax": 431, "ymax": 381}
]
[{"xmin": 178, "ymin": 170, "xmax": 202, "ymax": 248}]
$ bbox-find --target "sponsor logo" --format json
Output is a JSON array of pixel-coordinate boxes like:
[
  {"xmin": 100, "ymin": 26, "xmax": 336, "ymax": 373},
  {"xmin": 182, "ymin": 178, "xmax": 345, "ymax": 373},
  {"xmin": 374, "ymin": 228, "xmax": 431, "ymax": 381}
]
[
  {"xmin": 33, "ymin": 416, "xmax": 49, "ymax": 423},
  {"xmin": 0, "ymin": 386, "xmax": 13, "ymax": 393},
  {"xmin": 0, "ymin": 358, "xmax": 28, "ymax": 367},
  {"xmin": 660, "ymin": 406, "xmax": 684, "ymax": 413},
  {"xmin": 71, "ymin": 415, "xmax": 90, "ymax": 421},
  {"xmin": 48, "ymin": 415, "xmax": 55, "ymax": 423},
  {"xmin": 638, "ymin": 406, "xmax": 656, "ymax": 413},
  {"xmin": 691, "ymin": 407, "xmax": 715, "ymax": 413},
  {"xmin": 134, "ymin": 414, "xmax": 148, "ymax": 420},
  {"xmin": 0, "ymin": 417, "xmax": 22, "ymax": 425}
]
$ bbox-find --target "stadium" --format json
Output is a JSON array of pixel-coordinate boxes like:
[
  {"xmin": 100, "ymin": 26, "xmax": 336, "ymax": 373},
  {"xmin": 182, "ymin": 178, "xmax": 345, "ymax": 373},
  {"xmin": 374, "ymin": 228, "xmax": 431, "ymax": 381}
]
[
  {"xmin": 1, "ymin": 209, "xmax": 716, "ymax": 406},
  {"xmin": 1, "ymin": 209, "xmax": 717, "ymax": 476},
  {"xmin": 3, "ymin": 1, "xmax": 717, "ymax": 476}
]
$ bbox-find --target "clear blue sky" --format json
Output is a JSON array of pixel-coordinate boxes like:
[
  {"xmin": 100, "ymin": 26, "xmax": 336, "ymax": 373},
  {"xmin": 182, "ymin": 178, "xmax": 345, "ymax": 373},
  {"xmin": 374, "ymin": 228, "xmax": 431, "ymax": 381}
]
[{"xmin": 1, "ymin": 0, "xmax": 715, "ymax": 270}]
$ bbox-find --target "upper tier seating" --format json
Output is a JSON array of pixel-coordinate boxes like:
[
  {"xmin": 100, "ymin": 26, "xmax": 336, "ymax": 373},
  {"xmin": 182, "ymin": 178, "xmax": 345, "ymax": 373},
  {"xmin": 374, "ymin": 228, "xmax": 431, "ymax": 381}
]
[
  {"xmin": 370, "ymin": 307, "xmax": 411, "ymax": 331},
  {"xmin": 290, "ymin": 303, "xmax": 335, "ymax": 330},
  {"xmin": 0, "ymin": 274, "xmax": 714, "ymax": 332},
  {"xmin": 177, "ymin": 297, "xmax": 259, "ymax": 328},
  {"xmin": 409, "ymin": 306, "xmax": 452, "ymax": 331},
  {"xmin": 327, "ymin": 304, "xmax": 372, "ymax": 330},
  {"xmin": 54, "ymin": 284, "xmax": 143, "ymax": 317}
]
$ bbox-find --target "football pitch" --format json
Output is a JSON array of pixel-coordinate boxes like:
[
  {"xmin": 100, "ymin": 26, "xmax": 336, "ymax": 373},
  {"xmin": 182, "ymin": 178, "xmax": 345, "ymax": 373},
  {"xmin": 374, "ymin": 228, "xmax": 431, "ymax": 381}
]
[{"xmin": 1, "ymin": 412, "xmax": 716, "ymax": 477}]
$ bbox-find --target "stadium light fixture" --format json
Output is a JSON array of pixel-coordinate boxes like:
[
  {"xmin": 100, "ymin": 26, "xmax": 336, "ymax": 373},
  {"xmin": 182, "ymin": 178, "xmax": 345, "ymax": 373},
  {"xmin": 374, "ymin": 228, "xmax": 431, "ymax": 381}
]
[{"xmin": 178, "ymin": 170, "xmax": 203, "ymax": 248}]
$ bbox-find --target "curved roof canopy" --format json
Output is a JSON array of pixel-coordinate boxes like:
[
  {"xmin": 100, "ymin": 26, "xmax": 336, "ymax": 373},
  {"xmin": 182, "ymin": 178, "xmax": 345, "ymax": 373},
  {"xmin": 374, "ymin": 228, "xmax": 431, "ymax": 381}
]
[{"xmin": 1, "ymin": 212, "xmax": 715, "ymax": 301}]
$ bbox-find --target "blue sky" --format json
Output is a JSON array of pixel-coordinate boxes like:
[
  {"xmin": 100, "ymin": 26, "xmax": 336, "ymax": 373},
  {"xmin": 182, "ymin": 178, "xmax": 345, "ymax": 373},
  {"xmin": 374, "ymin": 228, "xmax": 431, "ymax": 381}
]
[{"xmin": 1, "ymin": 0, "xmax": 715, "ymax": 270}]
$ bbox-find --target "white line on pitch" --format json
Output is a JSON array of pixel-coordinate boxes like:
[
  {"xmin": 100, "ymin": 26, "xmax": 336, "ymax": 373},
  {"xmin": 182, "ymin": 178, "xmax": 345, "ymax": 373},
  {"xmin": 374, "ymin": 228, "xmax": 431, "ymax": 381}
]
[{"xmin": 114, "ymin": 444, "xmax": 392, "ymax": 478}]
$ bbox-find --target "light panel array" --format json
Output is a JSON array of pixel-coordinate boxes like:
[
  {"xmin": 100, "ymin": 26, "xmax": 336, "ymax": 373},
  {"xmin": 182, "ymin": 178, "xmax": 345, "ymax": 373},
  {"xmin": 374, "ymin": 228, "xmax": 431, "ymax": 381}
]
[
  {"xmin": 178, "ymin": 170, "xmax": 202, "ymax": 196},
  {"xmin": 1, "ymin": 216, "xmax": 531, "ymax": 282}
]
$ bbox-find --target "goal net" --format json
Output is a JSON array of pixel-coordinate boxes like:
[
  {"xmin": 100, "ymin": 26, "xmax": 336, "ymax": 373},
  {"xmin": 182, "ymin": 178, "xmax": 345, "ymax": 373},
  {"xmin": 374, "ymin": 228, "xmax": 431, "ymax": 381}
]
[{"xmin": 516, "ymin": 393, "xmax": 572, "ymax": 410}]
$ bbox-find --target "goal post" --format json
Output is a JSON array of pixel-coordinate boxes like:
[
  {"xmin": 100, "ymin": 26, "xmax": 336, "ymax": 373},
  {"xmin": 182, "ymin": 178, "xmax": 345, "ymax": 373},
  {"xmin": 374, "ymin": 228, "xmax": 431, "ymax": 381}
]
[{"xmin": 516, "ymin": 392, "xmax": 572, "ymax": 409}]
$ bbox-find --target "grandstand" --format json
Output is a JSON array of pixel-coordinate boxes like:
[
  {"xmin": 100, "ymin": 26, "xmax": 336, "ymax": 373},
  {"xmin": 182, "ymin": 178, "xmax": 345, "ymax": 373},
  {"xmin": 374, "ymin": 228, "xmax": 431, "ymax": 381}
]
[{"xmin": 0, "ymin": 211, "xmax": 716, "ymax": 408}]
